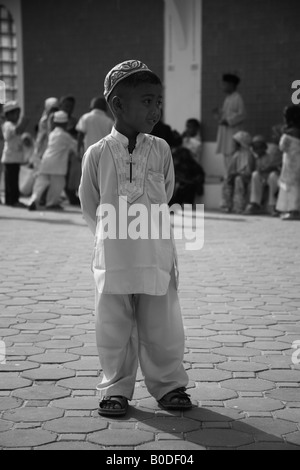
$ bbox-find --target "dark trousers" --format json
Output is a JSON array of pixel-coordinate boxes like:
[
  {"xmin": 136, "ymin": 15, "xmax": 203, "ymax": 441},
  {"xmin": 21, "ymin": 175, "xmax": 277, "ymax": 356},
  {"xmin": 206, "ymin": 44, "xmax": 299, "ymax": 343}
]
[{"xmin": 4, "ymin": 163, "xmax": 20, "ymax": 206}]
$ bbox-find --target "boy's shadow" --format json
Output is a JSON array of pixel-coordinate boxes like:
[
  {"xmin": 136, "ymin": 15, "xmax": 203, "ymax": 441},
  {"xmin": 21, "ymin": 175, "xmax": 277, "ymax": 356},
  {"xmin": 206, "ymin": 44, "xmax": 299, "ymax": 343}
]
[{"xmin": 90, "ymin": 399, "xmax": 300, "ymax": 450}]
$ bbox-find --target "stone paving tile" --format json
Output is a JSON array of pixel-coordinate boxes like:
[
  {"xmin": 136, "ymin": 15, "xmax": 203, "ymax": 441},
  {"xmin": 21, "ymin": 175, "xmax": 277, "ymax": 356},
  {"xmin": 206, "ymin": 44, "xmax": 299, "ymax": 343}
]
[
  {"xmin": 36, "ymin": 442, "xmax": 104, "ymax": 450},
  {"xmin": 0, "ymin": 429, "xmax": 57, "ymax": 447},
  {"xmin": 29, "ymin": 353, "xmax": 80, "ymax": 364},
  {"xmin": 187, "ymin": 429, "xmax": 254, "ymax": 448},
  {"xmin": 137, "ymin": 417, "xmax": 199, "ymax": 434},
  {"xmin": 189, "ymin": 385, "xmax": 238, "ymax": 401},
  {"xmin": 44, "ymin": 417, "xmax": 108, "ymax": 433},
  {"xmin": 217, "ymin": 361, "xmax": 269, "ymax": 372},
  {"xmin": 266, "ymin": 389, "xmax": 300, "ymax": 402},
  {"xmin": 238, "ymin": 442, "xmax": 300, "ymax": 450},
  {"xmin": 136, "ymin": 440, "xmax": 205, "ymax": 450},
  {"xmin": 258, "ymin": 370, "xmax": 300, "ymax": 382},
  {"xmin": 0, "ymin": 361, "xmax": 40, "ymax": 372},
  {"xmin": 21, "ymin": 368, "xmax": 76, "ymax": 381},
  {"xmin": 0, "ymin": 377, "xmax": 32, "ymax": 391},
  {"xmin": 232, "ymin": 418, "xmax": 298, "ymax": 440},
  {"xmin": 221, "ymin": 378, "xmax": 275, "ymax": 392},
  {"xmin": 2, "ymin": 407, "xmax": 64, "ymax": 422},
  {"xmin": 0, "ymin": 397, "xmax": 23, "ymax": 411},
  {"xmin": 88, "ymin": 429, "xmax": 155, "ymax": 447},
  {"xmin": 12, "ymin": 385, "xmax": 71, "ymax": 401},
  {"xmin": 226, "ymin": 398, "xmax": 284, "ymax": 412},
  {"xmin": 188, "ymin": 369, "xmax": 232, "ymax": 382}
]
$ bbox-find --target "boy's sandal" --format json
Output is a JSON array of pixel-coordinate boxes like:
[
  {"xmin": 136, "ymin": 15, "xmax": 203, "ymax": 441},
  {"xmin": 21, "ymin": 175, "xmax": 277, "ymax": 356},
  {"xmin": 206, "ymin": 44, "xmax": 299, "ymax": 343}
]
[
  {"xmin": 158, "ymin": 388, "xmax": 192, "ymax": 410},
  {"xmin": 98, "ymin": 396, "xmax": 128, "ymax": 417}
]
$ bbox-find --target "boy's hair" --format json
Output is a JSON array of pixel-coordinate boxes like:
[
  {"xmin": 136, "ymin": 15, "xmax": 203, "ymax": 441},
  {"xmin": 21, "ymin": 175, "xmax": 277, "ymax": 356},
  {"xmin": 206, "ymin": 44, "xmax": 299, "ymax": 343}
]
[
  {"xmin": 186, "ymin": 118, "xmax": 201, "ymax": 130},
  {"xmin": 90, "ymin": 96, "xmax": 107, "ymax": 111},
  {"xmin": 59, "ymin": 95, "xmax": 76, "ymax": 105},
  {"xmin": 108, "ymin": 71, "xmax": 162, "ymax": 104},
  {"xmin": 284, "ymin": 105, "xmax": 300, "ymax": 128},
  {"xmin": 222, "ymin": 73, "xmax": 240, "ymax": 86}
]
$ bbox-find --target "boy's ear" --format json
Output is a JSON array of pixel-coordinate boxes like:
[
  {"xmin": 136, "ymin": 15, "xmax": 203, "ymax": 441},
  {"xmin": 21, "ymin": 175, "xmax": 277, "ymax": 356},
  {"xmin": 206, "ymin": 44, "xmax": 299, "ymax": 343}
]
[{"xmin": 110, "ymin": 95, "xmax": 123, "ymax": 115}]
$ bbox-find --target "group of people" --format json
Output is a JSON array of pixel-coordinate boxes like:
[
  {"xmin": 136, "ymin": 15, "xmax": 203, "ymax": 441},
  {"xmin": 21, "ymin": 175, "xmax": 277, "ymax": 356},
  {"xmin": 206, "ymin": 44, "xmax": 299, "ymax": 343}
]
[
  {"xmin": 216, "ymin": 72, "xmax": 300, "ymax": 221},
  {"xmin": 0, "ymin": 94, "xmax": 113, "ymax": 210},
  {"xmin": 152, "ymin": 117, "xmax": 205, "ymax": 206}
]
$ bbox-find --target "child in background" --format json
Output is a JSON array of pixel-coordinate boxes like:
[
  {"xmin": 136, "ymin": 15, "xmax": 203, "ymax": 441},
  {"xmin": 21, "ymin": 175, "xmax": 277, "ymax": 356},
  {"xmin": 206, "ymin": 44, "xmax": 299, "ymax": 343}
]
[
  {"xmin": 34, "ymin": 97, "xmax": 59, "ymax": 164},
  {"xmin": 59, "ymin": 95, "xmax": 80, "ymax": 205},
  {"xmin": 276, "ymin": 105, "xmax": 300, "ymax": 220},
  {"xmin": 28, "ymin": 110, "xmax": 76, "ymax": 210},
  {"xmin": 76, "ymin": 96, "xmax": 113, "ymax": 155},
  {"xmin": 222, "ymin": 131, "xmax": 254, "ymax": 213},
  {"xmin": 245, "ymin": 136, "xmax": 280, "ymax": 216},
  {"xmin": 79, "ymin": 60, "xmax": 191, "ymax": 417},
  {"xmin": 170, "ymin": 146, "xmax": 205, "ymax": 206},
  {"xmin": 215, "ymin": 73, "xmax": 246, "ymax": 175},
  {"xmin": 182, "ymin": 118, "xmax": 202, "ymax": 164},
  {"xmin": 1, "ymin": 101, "xmax": 29, "ymax": 207}
]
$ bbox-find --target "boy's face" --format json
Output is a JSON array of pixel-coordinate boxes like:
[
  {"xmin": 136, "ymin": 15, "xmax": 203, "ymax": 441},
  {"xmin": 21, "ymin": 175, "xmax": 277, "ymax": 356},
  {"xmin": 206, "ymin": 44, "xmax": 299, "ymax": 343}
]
[
  {"xmin": 60, "ymin": 99, "xmax": 75, "ymax": 116},
  {"xmin": 252, "ymin": 142, "xmax": 267, "ymax": 158},
  {"xmin": 117, "ymin": 83, "xmax": 163, "ymax": 135},
  {"xmin": 222, "ymin": 81, "xmax": 236, "ymax": 94}
]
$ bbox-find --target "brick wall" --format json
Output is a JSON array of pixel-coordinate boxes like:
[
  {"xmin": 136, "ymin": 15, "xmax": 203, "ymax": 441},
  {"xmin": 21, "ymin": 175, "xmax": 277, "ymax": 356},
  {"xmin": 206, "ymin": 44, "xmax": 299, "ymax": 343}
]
[
  {"xmin": 202, "ymin": 0, "xmax": 300, "ymax": 142},
  {"xmin": 21, "ymin": 0, "xmax": 164, "ymax": 129}
]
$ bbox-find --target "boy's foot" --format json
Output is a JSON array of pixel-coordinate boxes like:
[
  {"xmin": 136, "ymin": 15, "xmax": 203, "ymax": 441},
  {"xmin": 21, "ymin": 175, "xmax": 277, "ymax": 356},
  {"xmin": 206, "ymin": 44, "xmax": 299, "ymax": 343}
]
[
  {"xmin": 281, "ymin": 211, "xmax": 300, "ymax": 221},
  {"xmin": 28, "ymin": 201, "xmax": 37, "ymax": 211},
  {"xmin": 158, "ymin": 388, "xmax": 192, "ymax": 410},
  {"xmin": 244, "ymin": 203, "xmax": 261, "ymax": 215},
  {"xmin": 98, "ymin": 396, "xmax": 128, "ymax": 417}
]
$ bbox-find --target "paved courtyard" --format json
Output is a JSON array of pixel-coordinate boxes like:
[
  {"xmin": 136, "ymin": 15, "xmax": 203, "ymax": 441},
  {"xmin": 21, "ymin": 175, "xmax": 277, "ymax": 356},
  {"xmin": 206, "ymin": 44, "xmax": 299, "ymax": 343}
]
[{"xmin": 0, "ymin": 202, "xmax": 300, "ymax": 450}]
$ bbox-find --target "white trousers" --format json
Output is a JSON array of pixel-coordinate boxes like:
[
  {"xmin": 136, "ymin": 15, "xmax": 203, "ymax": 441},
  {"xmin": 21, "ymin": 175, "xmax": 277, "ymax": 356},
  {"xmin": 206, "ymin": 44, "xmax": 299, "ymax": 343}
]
[
  {"xmin": 250, "ymin": 171, "xmax": 279, "ymax": 206},
  {"xmin": 95, "ymin": 269, "xmax": 188, "ymax": 401},
  {"xmin": 29, "ymin": 173, "xmax": 65, "ymax": 207}
]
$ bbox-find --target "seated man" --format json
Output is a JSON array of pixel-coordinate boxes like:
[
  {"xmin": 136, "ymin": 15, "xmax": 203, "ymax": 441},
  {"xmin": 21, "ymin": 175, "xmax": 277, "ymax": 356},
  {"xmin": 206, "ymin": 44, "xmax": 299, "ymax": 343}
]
[{"xmin": 245, "ymin": 135, "xmax": 282, "ymax": 216}]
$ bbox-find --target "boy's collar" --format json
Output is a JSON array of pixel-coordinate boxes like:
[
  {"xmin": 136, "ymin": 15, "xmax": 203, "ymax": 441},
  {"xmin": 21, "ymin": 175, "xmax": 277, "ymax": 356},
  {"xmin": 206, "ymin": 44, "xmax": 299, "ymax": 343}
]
[{"xmin": 111, "ymin": 126, "xmax": 145, "ymax": 148}]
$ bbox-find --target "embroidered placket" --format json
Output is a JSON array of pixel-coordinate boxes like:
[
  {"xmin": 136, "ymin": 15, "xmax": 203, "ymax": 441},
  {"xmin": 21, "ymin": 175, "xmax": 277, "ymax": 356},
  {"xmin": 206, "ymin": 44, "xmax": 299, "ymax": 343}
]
[{"xmin": 107, "ymin": 137, "xmax": 153, "ymax": 204}]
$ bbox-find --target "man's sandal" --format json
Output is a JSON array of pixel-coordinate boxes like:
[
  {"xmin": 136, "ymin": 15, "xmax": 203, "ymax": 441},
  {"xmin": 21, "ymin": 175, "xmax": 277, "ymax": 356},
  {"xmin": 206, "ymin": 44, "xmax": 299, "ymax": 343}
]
[
  {"xmin": 158, "ymin": 387, "xmax": 192, "ymax": 410},
  {"xmin": 98, "ymin": 396, "xmax": 128, "ymax": 417}
]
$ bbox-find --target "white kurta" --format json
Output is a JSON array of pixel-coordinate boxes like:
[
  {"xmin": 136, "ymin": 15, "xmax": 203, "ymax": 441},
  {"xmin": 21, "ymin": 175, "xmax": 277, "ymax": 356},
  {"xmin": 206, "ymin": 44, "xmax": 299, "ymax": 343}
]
[
  {"xmin": 216, "ymin": 91, "xmax": 246, "ymax": 157},
  {"xmin": 79, "ymin": 127, "xmax": 177, "ymax": 296}
]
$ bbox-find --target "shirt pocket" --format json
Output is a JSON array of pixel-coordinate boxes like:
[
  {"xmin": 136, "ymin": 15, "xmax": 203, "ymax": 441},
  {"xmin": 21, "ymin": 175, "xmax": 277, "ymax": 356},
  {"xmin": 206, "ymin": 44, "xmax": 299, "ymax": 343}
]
[{"xmin": 146, "ymin": 169, "xmax": 167, "ymax": 204}]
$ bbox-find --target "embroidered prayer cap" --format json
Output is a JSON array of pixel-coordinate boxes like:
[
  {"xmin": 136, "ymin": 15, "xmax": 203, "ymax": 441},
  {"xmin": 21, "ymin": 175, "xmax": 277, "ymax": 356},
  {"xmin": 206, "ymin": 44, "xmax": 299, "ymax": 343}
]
[
  {"xmin": 3, "ymin": 100, "xmax": 20, "ymax": 114},
  {"xmin": 233, "ymin": 131, "xmax": 252, "ymax": 148},
  {"xmin": 53, "ymin": 110, "xmax": 69, "ymax": 123},
  {"xmin": 104, "ymin": 60, "xmax": 152, "ymax": 101}
]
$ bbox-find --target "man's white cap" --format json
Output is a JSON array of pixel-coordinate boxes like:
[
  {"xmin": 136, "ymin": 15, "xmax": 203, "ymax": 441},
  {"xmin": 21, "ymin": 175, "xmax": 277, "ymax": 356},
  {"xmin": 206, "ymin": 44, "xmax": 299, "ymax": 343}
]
[
  {"xmin": 53, "ymin": 110, "xmax": 69, "ymax": 123},
  {"xmin": 3, "ymin": 100, "xmax": 20, "ymax": 114}
]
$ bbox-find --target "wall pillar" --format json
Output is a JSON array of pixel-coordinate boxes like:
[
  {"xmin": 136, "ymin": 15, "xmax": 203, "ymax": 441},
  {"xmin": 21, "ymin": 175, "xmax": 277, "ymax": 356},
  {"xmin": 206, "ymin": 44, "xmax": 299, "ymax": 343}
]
[{"xmin": 164, "ymin": 0, "xmax": 202, "ymax": 133}]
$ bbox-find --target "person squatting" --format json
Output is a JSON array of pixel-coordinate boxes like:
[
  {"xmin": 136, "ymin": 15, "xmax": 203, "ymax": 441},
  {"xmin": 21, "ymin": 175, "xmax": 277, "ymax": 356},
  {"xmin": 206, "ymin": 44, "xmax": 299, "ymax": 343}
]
[{"xmin": 79, "ymin": 60, "xmax": 192, "ymax": 417}]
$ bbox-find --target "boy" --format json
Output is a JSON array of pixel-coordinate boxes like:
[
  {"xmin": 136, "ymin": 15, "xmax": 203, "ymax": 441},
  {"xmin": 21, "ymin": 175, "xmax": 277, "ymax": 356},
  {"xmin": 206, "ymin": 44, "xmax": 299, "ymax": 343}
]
[
  {"xmin": 76, "ymin": 96, "xmax": 113, "ymax": 155},
  {"xmin": 182, "ymin": 118, "xmax": 202, "ymax": 164},
  {"xmin": 59, "ymin": 95, "xmax": 80, "ymax": 205},
  {"xmin": 245, "ymin": 135, "xmax": 280, "ymax": 216},
  {"xmin": 215, "ymin": 73, "xmax": 246, "ymax": 175},
  {"xmin": 28, "ymin": 110, "xmax": 77, "ymax": 210},
  {"xmin": 79, "ymin": 60, "xmax": 191, "ymax": 417},
  {"xmin": 1, "ymin": 101, "xmax": 29, "ymax": 206},
  {"xmin": 222, "ymin": 130, "xmax": 254, "ymax": 213}
]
